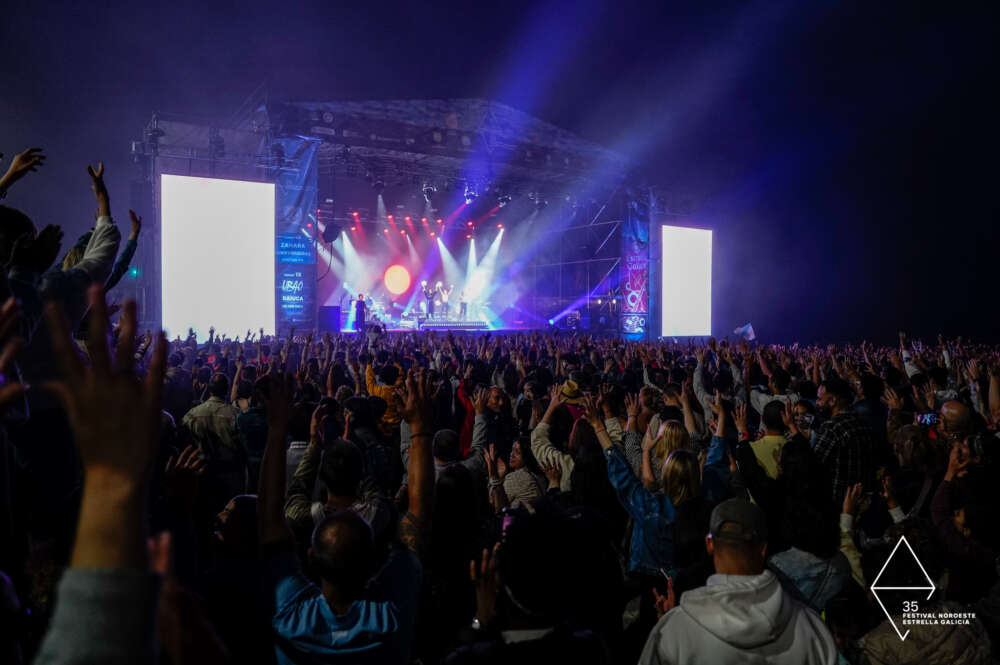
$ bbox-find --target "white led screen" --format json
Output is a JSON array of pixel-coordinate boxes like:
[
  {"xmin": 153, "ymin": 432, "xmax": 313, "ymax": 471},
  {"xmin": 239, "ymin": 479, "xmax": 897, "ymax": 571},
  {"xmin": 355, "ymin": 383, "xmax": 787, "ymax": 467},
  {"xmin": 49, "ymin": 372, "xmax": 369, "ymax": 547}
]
[
  {"xmin": 161, "ymin": 175, "xmax": 275, "ymax": 340},
  {"xmin": 661, "ymin": 225, "xmax": 712, "ymax": 337}
]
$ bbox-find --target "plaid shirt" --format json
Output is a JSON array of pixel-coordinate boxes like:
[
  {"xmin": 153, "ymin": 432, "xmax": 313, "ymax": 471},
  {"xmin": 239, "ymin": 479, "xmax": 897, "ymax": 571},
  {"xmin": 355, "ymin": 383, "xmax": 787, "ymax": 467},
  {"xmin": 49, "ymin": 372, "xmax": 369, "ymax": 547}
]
[{"xmin": 813, "ymin": 411, "xmax": 875, "ymax": 503}]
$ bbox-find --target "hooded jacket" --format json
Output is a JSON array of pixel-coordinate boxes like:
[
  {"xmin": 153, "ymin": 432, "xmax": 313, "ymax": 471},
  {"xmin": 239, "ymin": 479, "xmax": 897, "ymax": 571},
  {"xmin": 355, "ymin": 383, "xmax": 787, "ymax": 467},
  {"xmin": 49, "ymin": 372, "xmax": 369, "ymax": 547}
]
[{"xmin": 639, "ymin": 570, "xmax": 838, "ymax": 664}]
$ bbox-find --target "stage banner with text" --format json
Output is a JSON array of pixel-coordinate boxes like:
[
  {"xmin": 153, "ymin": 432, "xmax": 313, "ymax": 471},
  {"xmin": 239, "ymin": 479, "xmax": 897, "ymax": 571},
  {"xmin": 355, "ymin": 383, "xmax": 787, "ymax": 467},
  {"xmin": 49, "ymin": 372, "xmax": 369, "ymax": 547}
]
[
  {"xmin": 621, "ymin": 196, "xmax": 650, "ymax": 339},
  {"xmin": 272, "ymin": 135, "xmax": 320, "ymax": 333}
]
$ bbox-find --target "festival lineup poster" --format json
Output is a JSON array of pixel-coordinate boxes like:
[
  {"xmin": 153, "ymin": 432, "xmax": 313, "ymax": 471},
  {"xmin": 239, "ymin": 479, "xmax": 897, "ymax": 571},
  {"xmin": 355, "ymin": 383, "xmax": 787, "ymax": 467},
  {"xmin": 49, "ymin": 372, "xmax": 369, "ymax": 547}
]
[
  {"xmin": 621, "ymin": 198, "xmax": 650, "ymax": 338},
  {"xmin": 275, "ymin": 233, "xmax": 316, "ymax": 332}
]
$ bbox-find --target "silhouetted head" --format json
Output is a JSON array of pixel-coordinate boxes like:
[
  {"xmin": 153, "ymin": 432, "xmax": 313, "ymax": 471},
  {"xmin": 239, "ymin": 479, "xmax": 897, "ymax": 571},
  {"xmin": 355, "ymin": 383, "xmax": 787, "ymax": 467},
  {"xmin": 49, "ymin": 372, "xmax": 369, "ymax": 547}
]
[
  {"xmin": 310, "ymin": 510, "xmax": 376, "ymax": 599},
  {"xmin": 208, "ymin": 372, "xmax": 229, "ymax": 399}
]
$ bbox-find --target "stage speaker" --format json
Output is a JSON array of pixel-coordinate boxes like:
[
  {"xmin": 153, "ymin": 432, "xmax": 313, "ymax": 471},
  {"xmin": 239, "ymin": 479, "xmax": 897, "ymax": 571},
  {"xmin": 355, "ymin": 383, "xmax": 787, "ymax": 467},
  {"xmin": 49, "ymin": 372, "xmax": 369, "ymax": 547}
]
[{"xmin": 318, "ymin": 306, "xmax": 341, "ymax": 333}]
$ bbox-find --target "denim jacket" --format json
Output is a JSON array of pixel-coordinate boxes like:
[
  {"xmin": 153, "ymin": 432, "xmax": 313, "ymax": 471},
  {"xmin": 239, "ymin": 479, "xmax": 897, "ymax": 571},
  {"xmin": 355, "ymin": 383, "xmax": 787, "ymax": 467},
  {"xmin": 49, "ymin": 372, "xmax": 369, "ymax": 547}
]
[
  {"xmin": 605, "ymin": 445, "xmax": 676, "ymax": 575},
  {"xmin": 768, "ymin": 547, "xmax": 850, "ymax": 613}
]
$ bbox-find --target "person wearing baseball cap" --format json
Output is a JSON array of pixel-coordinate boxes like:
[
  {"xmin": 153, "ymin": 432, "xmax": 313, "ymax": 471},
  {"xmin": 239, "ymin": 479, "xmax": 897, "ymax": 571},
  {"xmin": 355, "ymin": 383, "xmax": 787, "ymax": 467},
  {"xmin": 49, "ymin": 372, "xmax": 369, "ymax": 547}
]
[{"xmin": 639, "ymin": 498, "xmax": 838, "ymax": 664}]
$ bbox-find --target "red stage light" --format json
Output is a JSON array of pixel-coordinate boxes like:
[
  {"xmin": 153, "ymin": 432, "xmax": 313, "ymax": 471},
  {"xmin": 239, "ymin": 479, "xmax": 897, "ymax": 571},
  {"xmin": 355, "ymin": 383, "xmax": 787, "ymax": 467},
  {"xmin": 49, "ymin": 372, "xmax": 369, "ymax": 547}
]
[
  {"xmin": 400, "ymin": 229, "xmax": 406, "ymax": 235},
  {"xmin": 387, "ymin": 215, "xmax": 393, "ymax": 220},
  {"xmin": 352, "ymin": 211, "xmax": 359, "ymax": 217},
  {"xmin": 306, "ymin": 223, "xmax": 312, "ymax": 228},
  {"xmin": 430, "ymin": 232, "xmax": 435, "ymax": 237},
  {"xmin": 436, "ymin": 218, "xmax": 443, "ymax": 224},
  {"xmin": 404, "ymin": 216, "xmax": 411, "ymax": 222},
  {"xmin": 383, "ymin": 264, "xmax": 411, "ymax": 295},
  {"xmin": 497, "ymin": 223, "xmax": 503, "ymax": 228},
  {"xmin": 384, "ymin": 229, "xmax": 389, "ymax": 233},
  {"xmin": 467, "ymin": 221, "xmax": 473, "ymax": 226},
  {"xmin": 466, "ymin": 234, "xmax": 472, "ymax": 239},
  {"xmin": 421, "ymin": 217, "xmax": 427, "ymax": 223},
  {"xmin": 350, "ymin": 226, "xmax": 356, "ymax": 231}
]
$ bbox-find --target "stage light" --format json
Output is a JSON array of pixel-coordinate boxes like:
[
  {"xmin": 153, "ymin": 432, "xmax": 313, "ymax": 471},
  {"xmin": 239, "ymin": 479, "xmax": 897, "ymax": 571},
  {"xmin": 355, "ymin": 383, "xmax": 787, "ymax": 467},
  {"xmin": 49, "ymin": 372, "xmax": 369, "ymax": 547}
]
[
  {"xmin": 464, "ymin": 183, "xmax": 477, "ymax": 205},
  {"xmin": 497, "ymin": 194, "xmax": 512, "ymax": 208},
  {"xmin": 421, "ymin": 217, "xmax": 427, "ymax": 223},
  {"xmin": 384, "ymin": 229, "xmax": 389, "ymax": 233},
  {"xmin": 496, "ymin": 223, "xmax": 503, "ymax": 229},
  {"xmin": 423, "ymin": 183, "xmax": 436, "ymax": 203},
  {"xmin": 387, "ymin": 214, "xmax": 394, "ymax": 221},
  {"xmin": 352, "ymin": 211, "xmax": 359, "ymax": 217},
  {"xmin": 384, "ymin": 264, "xmax": 411, "ymax": 295},
  {"xmin": 404, "ymin": 216, "xmax": 411, "ymax": 222},
  {"xmin": 466, "ymin": 234, "xmax": 472, "ymax": 239},
  {"xmin": 306, "ymin": 223, "xmax": 312, "ymax": 228},
  {"xmin": 597, "ymin": 299, "xmax": 602, "ymax": 305},
  {"xmin": 430, "ymin": 232, "xmax": 435, "ymax": 237},
  {"xmin": 400, "ymin": 229, "xmax": 406, "ymax": 235},
  {"xmin": 350, "ymin": 226, "xmax": 356, "ymax": 231},
  {"xmin": 467, "ymin": 221, "xmax": 473, "ymax": 227}
]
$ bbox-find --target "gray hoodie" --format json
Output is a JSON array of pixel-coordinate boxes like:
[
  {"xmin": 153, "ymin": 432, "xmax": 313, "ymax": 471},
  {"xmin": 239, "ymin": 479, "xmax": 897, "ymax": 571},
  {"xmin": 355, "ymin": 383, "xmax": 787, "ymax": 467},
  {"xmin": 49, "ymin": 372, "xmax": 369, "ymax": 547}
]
[{"xmin": 640, "ymin": 570, "xmax": 838, "ymax": 664}]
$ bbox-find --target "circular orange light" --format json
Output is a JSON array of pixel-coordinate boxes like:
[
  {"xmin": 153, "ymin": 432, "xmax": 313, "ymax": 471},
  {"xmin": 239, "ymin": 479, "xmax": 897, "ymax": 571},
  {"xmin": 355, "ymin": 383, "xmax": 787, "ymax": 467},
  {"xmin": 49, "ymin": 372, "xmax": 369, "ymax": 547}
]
[{"xmin": 383, "ymin": 265, "xmax": 411, "ymax": 295}]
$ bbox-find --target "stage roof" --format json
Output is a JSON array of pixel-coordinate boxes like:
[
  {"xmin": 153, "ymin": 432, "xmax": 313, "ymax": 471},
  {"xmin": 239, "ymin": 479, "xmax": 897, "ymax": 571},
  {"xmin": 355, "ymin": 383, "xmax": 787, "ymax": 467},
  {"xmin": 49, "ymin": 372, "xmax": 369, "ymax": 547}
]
[{"xmin": 260, "ymin": 98, "xmax": 627, "ymax": 188}]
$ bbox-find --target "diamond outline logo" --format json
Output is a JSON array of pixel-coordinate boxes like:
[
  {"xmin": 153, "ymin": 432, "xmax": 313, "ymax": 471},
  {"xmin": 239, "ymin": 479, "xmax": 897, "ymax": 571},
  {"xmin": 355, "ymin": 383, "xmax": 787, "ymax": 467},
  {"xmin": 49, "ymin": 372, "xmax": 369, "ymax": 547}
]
[{"xmin": 870, "ymin": 536, "xmax": 936, "ymax": 641}]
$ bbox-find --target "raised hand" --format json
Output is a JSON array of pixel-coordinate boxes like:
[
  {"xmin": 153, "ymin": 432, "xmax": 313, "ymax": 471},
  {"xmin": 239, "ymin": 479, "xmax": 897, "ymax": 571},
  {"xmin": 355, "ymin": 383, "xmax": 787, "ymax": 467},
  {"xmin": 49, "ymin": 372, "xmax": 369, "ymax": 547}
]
[
  {"xmin": 694, "ymin": 347, "xmax": 705, "ymax": 364},
  {"xmin": 678, "ymin": 378, "xmax": 693, "ymax": 408},
  {"xmin": 708, "ymin": 389, "xmax": 725, "ymax": 417},
  {"xmin": 885, "ymin": 386, "xmax": 904, "ymax": 410},
  {"xmin": 0, "ymin": 147, "xmax": 46, "ymax": 191},
  {"xmin": 842, "ymin": 482, "xmax": 864, "ymax": 516},
  {"xmin": 495, "ymin": 455, "xmax": 507, "ymax": 478},
  {"xmin": 581, "ymin": 394, "xmax": 603, "ymax": 428},
  {"xmin": 309, "ymin": 402, "xmax": 329, "ymax": 443},
  {"xmin": 541, "ymin": 461, "xmax": 562, "ymax": 489},
  {"xmin": 652, "ymin": 578, "xmax": 677, "ymax": 620},
  {"xmin": 470, "ymin": 544, "xmax": 501, "ymax": 628},
  {"xmin": 47, "ymin": 288, "xmax": 166, "ymax": 482},
  {"xmin": 164, "ymin": 445, "xmax": 206, "ymax": 511},
  {"xmin": 471, "ymin": 387, "xmax": 488, "ymax": 414},
  {"xmin": 128, "ymin": 210, "xmax": 142, "ymax": 240},
  {"xmin": 641, "ymin": 422, "xmax": 658, "ymax": 452},
  {"xmin": 624, "ymin": 392, "xmax": 641, "ymax": 419},
  {"xmin": 399, "ymin": 368, "xmax": 433, "ymax": 433},
  {"xmin": 782, "ymin": 400, "xmax": 799, "ymax": 435},
  {"xmin": 945, "ymin": 441, "xmax": 971, "ymax": 482},
  {"xmin": 966, "ymin": 359, "xmax": 981, "ymax": 382},
  {"xmin": 46, "ymin": 287, "xmax": 167, "ymax": 568},
  {"xmin": 733, "ymin": 402, "xmax": 748, "ymax": 434},
  {"xmin": 87, "ymin": 162, "xmax": 110, "ymax": 217}
]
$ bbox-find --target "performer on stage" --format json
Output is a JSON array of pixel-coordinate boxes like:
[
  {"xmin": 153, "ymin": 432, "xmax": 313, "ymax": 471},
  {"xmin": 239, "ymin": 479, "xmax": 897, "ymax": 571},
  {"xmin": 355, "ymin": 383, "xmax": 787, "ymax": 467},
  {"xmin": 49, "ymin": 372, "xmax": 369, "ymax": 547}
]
[
  {"xmin": 459, "ymin": 288, "xmax": 470, "ymax": 320},
  {"xmin": 438, "ymin": 282, "xmax": 454, "ymax": 319},
  {"xmin": 354, "ymin": 293, "xmax": 367, "ymax": 332},
  {"xmin": 421, "ymin": 280, "xmax": 436, "ymax": 319}
]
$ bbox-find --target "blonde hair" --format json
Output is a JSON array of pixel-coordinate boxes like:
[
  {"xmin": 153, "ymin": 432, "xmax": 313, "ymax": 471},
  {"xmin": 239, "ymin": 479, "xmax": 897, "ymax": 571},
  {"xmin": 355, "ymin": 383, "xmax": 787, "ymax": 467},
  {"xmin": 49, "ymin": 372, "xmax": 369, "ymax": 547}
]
[
  {"xmin": 654, "ymin": 420, "xmax": 690, "ymax": 461},
  {"xmin": 62, "ymin": 246, "xmax": 84, "ymax": 270},
  {"xmin": 661, "ymin": 449, "xmax": 700, "ymax": 506}
]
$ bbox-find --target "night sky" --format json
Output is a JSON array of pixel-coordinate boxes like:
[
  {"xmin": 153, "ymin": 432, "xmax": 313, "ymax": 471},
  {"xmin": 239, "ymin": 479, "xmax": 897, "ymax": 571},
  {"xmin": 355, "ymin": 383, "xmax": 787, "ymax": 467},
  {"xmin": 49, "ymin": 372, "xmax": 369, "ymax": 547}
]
[{"xmin": 2, "ymin": 0, "xmax": 997, "ymax": 343}]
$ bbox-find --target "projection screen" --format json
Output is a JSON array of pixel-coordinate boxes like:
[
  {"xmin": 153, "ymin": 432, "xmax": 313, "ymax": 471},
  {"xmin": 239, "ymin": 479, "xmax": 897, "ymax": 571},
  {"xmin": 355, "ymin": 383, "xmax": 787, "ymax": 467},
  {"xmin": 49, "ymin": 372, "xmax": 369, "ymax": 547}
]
[
  {"xmin": 161, "ymin": 175, "xmax": 275, "ymax": 340},
  {"xmin": 661, "ymin": 225, "xmax": 712, "ymax": 337}
]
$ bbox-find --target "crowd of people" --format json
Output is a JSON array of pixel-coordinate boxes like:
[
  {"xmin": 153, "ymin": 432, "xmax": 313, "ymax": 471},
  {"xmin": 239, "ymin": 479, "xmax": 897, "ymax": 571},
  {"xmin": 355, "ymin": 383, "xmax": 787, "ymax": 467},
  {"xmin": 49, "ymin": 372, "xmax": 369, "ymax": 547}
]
[{"xmin": 1, "ymin": 147, "xmax": 999, "ymax": 664}]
